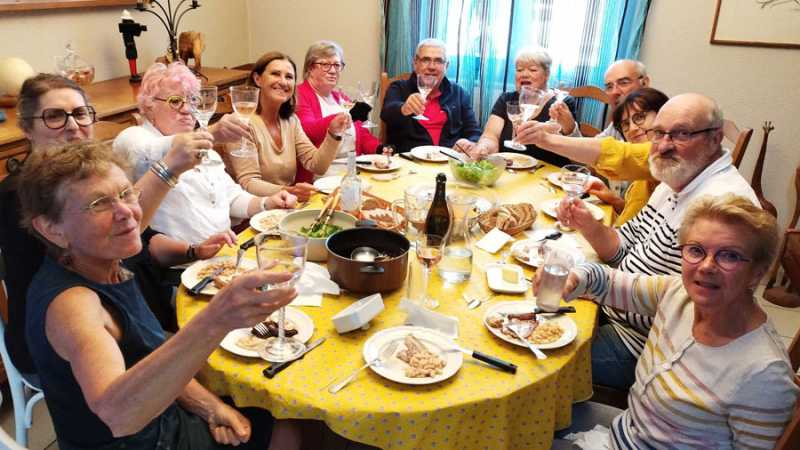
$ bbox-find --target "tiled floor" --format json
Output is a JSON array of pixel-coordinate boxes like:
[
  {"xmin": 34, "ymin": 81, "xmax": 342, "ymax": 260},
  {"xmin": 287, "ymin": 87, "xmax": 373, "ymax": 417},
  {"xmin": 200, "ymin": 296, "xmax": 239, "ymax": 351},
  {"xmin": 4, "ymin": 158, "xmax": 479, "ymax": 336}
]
[{"xmin": 2, "ymin": 287, "xmax": 798, "ymax": 450}]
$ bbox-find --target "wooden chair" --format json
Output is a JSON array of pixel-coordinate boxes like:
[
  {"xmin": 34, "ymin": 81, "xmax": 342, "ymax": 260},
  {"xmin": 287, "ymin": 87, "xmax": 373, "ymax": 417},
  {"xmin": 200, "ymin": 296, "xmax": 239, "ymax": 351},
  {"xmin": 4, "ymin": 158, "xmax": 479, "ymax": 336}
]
[
  {"xmin": 567, "ymin": 85, "xmax": 609, "ymax": 138},
  {"xmin": 378, "ymin": 71, "xmax": 412, "ymax": 143},
  {"xmin": 749, "ymin": 122, "xmax": 778, "ymax": 217},
  {"xmin": 722, "ymin": 119, "xmax": 753, "ymax": 169},
  {"xmin": 765, "ymin": 229, "xmax": 800, "ymax": 309},
  {"xmin": 774, "ymin": 376, "xmax": 800, "ymax": 450}
]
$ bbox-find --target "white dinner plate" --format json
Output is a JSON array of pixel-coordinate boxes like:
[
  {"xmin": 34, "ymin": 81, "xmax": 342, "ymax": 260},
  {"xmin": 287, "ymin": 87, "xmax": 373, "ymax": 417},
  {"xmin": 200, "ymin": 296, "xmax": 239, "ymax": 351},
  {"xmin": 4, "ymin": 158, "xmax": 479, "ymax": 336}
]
[
  {"xmin": 362, "ymin": 326, "xmax": 462, "ymax": 385},
  {"xmin": 219, "ymin": 307, "xmax": 315, "ymax": 358},
  {"xmin": 511, "ymin": 230, "xmax": 585, "ymax": 267},
  {"xmin": 496, "ymin": 152, "xmax": 537, "ymax": 169},
  {"xmin": 356, "ymin": 154, "xmax": 402, "ymax": 172},
  {"xmin": 539, "ymin": 199, "xmax": 605, "ymax": 222},
  {"xmin": 250, "ymin": 209, "xmax": 292, "ymax": 234},
  {"xmin": 483, "ymin": 301, "xmax": 578, "ymax": 350},
  {"xmin": 181, "ymin": 256, "xmax": 257, "ymax": 296},
  {"xmin": 410, "ymin": 145, "xmax": 450, "ymax": 163},
  {"xmin": 313, "ymin": 176, "xmax": 372, "ymax": 194}
]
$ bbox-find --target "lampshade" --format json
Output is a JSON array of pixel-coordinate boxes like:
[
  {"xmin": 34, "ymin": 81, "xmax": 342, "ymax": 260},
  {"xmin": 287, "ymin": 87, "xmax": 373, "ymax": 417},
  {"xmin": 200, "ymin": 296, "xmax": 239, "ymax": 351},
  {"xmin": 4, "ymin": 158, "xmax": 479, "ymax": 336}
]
[{"xmin": 0, "ymin": 57, "xmax": 35, "ymax": 97}]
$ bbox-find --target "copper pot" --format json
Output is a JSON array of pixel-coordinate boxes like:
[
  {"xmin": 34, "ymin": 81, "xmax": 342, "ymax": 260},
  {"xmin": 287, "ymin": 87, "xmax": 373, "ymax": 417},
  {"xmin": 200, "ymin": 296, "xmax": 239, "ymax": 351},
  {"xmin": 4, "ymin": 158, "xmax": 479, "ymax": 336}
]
[{"xmin": 326, "ymin": 226, "xmax": 409, "ymax": 294}]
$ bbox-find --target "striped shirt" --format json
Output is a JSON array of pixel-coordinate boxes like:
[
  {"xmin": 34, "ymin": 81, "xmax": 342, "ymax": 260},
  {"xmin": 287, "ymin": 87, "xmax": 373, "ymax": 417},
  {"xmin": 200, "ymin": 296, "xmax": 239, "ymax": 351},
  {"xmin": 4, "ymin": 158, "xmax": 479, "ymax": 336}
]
[
  {"xmin": 574, "ymin": 264, "xmax": 799, "ymax": 449},
  {"xmin": 602, "ymin": 150, "xmax": 758, "ymax": 358}
]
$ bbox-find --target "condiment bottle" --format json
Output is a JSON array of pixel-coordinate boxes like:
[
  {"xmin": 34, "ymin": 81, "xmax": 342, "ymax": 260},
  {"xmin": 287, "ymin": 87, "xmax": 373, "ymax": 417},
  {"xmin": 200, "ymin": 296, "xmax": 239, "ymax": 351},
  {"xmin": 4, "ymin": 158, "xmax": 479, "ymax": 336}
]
[{"xmin": 340, "ymin": 149, "xmax": 362, "ymax": 215}]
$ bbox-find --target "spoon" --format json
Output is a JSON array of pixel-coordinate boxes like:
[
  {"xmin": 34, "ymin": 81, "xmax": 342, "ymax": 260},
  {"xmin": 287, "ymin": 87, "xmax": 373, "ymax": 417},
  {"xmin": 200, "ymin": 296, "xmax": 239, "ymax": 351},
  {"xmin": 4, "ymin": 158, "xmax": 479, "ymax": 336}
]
[{"xmin": 350, "ymin": 246, "xmax": 387, "ymax": 262}]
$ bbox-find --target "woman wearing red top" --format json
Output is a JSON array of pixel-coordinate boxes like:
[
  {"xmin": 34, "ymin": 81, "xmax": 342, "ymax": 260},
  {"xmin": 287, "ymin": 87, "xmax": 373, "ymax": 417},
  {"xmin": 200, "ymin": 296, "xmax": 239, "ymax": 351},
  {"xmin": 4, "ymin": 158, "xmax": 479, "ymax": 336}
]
[{"xmin": 295, "ymin": 40, "xmax": 380, "ymax": 184}]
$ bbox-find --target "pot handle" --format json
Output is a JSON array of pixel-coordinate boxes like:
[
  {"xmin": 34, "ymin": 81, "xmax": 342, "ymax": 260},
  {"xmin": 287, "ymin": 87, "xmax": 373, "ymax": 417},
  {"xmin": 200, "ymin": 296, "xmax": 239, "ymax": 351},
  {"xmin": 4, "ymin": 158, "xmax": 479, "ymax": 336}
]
[{"xmin": 360, "ymin": 264, "xmax": 385, "ymax": 274}]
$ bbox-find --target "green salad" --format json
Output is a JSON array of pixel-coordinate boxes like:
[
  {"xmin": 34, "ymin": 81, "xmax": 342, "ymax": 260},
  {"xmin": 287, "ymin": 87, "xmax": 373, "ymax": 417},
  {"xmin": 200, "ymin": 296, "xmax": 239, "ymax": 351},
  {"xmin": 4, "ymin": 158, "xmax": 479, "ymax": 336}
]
[
  {"xmin": 300, "ymin": 223, "xmax": 343, "ymax": 238},
  {"xmin": 453, "ymin": 160, "xmax": 500, "ymax": 184}
]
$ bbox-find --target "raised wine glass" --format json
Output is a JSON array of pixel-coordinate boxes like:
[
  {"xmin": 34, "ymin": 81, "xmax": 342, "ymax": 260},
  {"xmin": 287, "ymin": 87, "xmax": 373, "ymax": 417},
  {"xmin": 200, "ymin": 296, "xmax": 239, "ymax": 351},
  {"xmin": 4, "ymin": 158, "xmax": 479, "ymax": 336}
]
[
  {"xmin": 254, "ymin": 233, "xmax": 308, "ymax": 363},
  {"xmin": 560, "ymin": 164, "xmax": 591, "ymax": 199},
  {"xmin": 357, "ymin": 80, "xmax": 379, "ymax": 128},
  {"xmin": 189, "ymin": 86, "xmax": 219, "ymax": 166},
  {"xmin": 518, "ymin": 86, "xmax": 546, "ymax": 122},
  {"xmin": 229, "ymin": 85, "xmax": 260, "ymax": 158},
  {"xmin": 504, "ymin": 100, "xmax": 525, "ymax": 151},
  {"xmin": 413, "ymin": 75, "xmax": 437, "ymax": 121},
  {"xmin": 546, "ymin": 81, "xmax": 569, "ymax": 134},
  {"xmin": 415, "ymin": 231, "xmax": 446, "ymax": 309}
]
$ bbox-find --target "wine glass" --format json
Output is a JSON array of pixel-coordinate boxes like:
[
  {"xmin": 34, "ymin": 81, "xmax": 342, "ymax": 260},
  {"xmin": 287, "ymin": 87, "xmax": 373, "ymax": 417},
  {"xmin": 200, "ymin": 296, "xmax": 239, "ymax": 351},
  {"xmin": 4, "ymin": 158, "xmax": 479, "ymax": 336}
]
[
  {"xmin": 357, "ymin": 80, "xmax": 379, "ymax": 128},
  {"xmin": 546, "ymin": 81, "xmax": 569, "ymax": 134},
  {"xmin": 230, "ymin": 85, "xmax": 260, "ymax": 158},
  {"xmin": 415, "ymin": 231, "xmax": 446, "ymax": 309},
  {"xmin": 519, "ymin": 86, "xmax": 546, "ymax": 122},
  {"xmin": 560, "ymin": 164, "xmax": 591, "ymax": 199},
  {"xmin": 413, "ymin": 75, "xmax": 437, "ymax": 121},
  {"xmin": 504, "ymin": 100, "xmax": 525, "ymax": 151},
  {"xmin": 254, "ymin": 233, "xmax": 308, "ymax": 363},
  {"xmin": 189, "ymin": 86, "xmax": 219, "ymax": 166}
]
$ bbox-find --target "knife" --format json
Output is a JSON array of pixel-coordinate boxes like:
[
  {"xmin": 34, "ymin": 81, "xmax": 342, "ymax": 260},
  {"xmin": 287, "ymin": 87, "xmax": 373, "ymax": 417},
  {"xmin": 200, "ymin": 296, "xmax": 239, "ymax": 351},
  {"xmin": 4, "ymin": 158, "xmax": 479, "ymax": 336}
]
[
  {"xmin": 448, "ymin": 345, "xmax": 517, "ymax": 373},
  {"xmin": 534, "ymin": 306, "xmax": 576, "ymax": 314},
  {"xmin": 263, "ymin": 337, "xmax": 326, "ymax": 378},
  {"xmin": 188, "ymin": 266, "xmax": 225, "ymax": 296}
]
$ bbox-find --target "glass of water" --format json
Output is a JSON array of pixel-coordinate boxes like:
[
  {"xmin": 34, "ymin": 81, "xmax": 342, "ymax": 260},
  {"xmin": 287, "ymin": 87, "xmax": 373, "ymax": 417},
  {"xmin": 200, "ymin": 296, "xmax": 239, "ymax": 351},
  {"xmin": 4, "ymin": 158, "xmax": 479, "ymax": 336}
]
[{"xmin": 535, "ymin": 243, "xmax": 576, "ymax": 312}]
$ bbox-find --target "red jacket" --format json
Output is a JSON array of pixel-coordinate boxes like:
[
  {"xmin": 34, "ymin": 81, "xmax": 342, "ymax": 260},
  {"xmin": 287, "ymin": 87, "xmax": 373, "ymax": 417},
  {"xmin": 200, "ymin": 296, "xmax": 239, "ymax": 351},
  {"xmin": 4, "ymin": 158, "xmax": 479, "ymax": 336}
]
[{"xmin": 295, "ymin": 79, "xmax": 380, "ymax": 183}]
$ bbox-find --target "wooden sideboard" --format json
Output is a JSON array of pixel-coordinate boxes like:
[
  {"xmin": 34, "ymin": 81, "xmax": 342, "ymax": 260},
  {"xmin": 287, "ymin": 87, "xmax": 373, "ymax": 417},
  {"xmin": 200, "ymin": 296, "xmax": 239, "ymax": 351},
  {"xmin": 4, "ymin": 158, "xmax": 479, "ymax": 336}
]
[{"xmin": 0, "ymin": 66, "xmax": 249, "ymax": 180}]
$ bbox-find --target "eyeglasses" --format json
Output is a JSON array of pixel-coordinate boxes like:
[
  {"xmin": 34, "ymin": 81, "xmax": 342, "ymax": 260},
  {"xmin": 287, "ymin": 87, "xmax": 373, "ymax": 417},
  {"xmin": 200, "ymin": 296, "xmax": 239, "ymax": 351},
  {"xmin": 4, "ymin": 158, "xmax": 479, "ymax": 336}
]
[
  {"xmin": 415, "ymin": 56, "xmax": 447, "ymax": 66},
  {"xmin": 604, "ymin": 75, "xmax": 644, "ymax": 92},
  {"xmin": 81, "ymin": 187, "xmax": 142, "ymax": 214},
  {"xmin": 679, "ymin": 244, "xmax": 751, "ymax": 271},
  {"xmin": 619, "ymin": 111, "xmax": 650, "ymax": 133},
  {"xmin": 26, "ymin": 106, "xmax": 96, "ymax": 130},
  {"xmin": 154, "ymin": 95, "xmax": 192, "ymax": 111},
  {"xmin": 313, "ymin": 62, "xmax": 346, "ymax": 72},
  {"xmin": 646, "ymin": 127, "xmax": 720, "ymax": 143}
]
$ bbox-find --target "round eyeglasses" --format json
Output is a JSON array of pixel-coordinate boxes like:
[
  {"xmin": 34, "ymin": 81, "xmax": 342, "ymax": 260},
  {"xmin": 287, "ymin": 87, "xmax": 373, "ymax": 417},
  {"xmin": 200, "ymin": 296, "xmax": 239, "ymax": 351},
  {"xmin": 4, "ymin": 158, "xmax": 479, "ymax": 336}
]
[
  {"xmin": 679, "ymin": 244, "xmax": 751, "ymax": 271},
  {"xmin": 619, "ymin": 111, "xmax": 649, "ymax": 133},
  {"xmin": 155, "ymin": 95, "xmax": 194, "ymax": 112},
  {"xmin": 81, "ymin": 187, "xmax": 142, "ymax": 214},
  {"xmin": 26, "ymin": 106, "xmax": 97, "ymax": 130}
]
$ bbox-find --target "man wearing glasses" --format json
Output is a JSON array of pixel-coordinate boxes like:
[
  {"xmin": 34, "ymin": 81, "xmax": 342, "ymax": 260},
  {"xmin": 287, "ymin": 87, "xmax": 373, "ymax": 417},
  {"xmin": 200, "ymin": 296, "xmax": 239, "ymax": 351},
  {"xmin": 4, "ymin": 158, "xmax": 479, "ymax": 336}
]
[
  {"xmin": 597, "ymin": 59, "xmax": 651, "ymax": 139},
  {"xmin": 381, "ymin": 38, "xmax": 481, "ymax": 153}
]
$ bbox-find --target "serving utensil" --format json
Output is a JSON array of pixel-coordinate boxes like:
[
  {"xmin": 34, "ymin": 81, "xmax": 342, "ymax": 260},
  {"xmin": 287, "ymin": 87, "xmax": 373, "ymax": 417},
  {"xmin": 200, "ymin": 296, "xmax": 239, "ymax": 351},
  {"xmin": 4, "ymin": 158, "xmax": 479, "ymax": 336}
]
[
  {"xmin": 328, "ymin": 340, "xmax": 400, "ymax": 393},
  {"xmin": 309, "ymin": 190, "xmax": 340, "ymax": 234},
  {"xmin": 505, "ymin": 320, "xmax": 547, "ymax": 360}
]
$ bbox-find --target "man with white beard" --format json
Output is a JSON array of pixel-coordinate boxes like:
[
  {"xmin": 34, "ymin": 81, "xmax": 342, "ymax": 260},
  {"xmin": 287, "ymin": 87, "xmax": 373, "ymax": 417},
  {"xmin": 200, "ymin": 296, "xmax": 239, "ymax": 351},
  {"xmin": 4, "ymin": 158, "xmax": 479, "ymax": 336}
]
[{"xmin": 520, "ymin": 93, "xmax": 759, "ymax": 390}]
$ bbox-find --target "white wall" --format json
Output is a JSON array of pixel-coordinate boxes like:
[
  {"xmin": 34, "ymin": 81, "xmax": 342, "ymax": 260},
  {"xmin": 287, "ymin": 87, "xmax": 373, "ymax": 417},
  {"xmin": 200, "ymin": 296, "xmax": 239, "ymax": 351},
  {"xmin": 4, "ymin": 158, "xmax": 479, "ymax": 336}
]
[
  {"xmin": 639, "ymin": 0, "xmax": 800, "ymax": 227},
  {"xmin": 245, "ymin": 0, "xmax": 383, "ymax": 88},
  {"xmin": 0, "ymin": 1, "xmax": 249, "ymax": 81}
]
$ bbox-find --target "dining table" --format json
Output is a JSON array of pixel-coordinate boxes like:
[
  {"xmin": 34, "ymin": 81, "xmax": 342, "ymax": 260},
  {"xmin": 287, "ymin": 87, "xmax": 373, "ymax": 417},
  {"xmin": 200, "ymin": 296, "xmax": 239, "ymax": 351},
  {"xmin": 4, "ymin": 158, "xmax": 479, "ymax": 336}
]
[{"xmin": 176, "ymin": 155, "xmax": 613, "ymax": 450}]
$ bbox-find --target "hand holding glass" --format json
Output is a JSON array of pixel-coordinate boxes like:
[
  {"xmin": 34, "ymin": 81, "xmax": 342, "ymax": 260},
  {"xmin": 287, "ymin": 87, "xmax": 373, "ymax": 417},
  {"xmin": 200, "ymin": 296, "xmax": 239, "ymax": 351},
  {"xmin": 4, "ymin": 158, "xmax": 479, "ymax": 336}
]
[
  {"xmin": 413, "ymin": 75, "xmax": 437, "ymax": 121},
  {"xmin": 189, "ymin": 86, "xmax": 218, "ymax": 165},
  {"xmin": 230, "ymin": 85, "xmax": 260, "ymax": 158},
  {"xmin": 504, "ymin": 100, "xmax": 525, "ymax": 151},
  {"xmin": 535, "ymin": 243, "xmax": 575, "ymax": 312},
  {"xmin": 560, "ymin": 164, "xmax": 591, "ymax": 198}
]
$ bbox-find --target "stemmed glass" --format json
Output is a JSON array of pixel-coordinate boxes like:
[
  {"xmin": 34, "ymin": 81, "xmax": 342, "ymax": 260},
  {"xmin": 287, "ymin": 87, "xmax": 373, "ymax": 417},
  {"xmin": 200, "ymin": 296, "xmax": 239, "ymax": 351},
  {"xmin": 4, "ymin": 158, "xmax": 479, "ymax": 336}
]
[
  {"xmin": 415, "ymin": 231, "xmax": 446, "ymax": 309},
  {"xmin": 413, "ymin": 75, "xmax": 437, "ymax": 121},
  {"xmin": 337, "ymin": 85, "xmax": 359, "ymax": 151},
  {"xmin": 357, "ymin": 80, "xmax": 379, "ymax": 128},
  {"xmin": 519, "ymin": 86, "xmax": 546, "ymax": 122},
  {"xmin": 546, "ymin": 81, "xmax": 569, "ymax": 134},
  {"xmin": 229, "ymin": 85, "xmax": 260, "ymax": 158},
  {"xmin": 189, "ymin": 85, "xmax": 219, "ymax": 166},
  {"xmin": 254, "ymin": 233, "xmax": 308, "ymax": 363},
  {"xmin": 504, "ymin": 100, "xmax": 525, "ymax": 151},
  {"xmin": 560, "ymin": 164, "xmax": 591, "ymax": 199}
]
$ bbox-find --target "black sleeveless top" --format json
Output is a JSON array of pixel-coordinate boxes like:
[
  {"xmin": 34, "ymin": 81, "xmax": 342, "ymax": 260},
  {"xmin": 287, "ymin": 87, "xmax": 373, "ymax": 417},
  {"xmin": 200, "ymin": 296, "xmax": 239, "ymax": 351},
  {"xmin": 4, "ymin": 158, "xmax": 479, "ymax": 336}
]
[{"xmin": 25, "ymin": 257, "xmax": 177, "ymax": 449}]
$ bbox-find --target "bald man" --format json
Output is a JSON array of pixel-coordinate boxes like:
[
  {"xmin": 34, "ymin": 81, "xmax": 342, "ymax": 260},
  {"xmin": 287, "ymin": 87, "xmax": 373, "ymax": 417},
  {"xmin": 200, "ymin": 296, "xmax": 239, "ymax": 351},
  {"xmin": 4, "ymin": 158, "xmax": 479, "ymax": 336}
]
[
  {"xmin": 553, "ymin": 94, "xmax": 759, "ymax": 390},
  {"xmin": 596, "ymin": 60, "xmax": 651, "ymax": 139}
]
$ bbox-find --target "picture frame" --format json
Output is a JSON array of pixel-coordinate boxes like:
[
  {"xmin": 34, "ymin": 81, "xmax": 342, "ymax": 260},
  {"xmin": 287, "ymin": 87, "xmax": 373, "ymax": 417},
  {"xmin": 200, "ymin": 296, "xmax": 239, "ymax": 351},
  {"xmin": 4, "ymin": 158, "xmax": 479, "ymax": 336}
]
[
  {"xmin": 0, "ymin": 0, "xmax": 136, "ymax": 13},
  {"xmin": 710, "ymin": 0, "xmax": 800, "ymax": 49}
]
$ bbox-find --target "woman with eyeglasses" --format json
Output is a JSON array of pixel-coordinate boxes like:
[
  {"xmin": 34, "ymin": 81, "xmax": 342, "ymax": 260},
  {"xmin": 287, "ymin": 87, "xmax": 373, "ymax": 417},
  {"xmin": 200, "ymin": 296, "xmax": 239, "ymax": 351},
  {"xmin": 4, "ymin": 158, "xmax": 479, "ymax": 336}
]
[
  {"xmin": 546, "ymin": 194, "xmax": 798, "ymax": 449},
  {"xmin": 294, "ymin": 41, "xmax": 382, "ymax": 185},
  {"xmin": 114, "ymin": 62, "xmax": 297, "ymax": 244},
  {"xmin": 18, "ymin": 141, "xmax": 301, "ymax": 450}
]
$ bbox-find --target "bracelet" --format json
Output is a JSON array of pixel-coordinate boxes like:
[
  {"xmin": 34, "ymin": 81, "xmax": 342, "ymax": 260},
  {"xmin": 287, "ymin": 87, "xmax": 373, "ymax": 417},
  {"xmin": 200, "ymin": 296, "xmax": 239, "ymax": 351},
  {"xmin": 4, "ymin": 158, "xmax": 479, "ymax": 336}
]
[
  {"xmin": 327, "ymin": 130, "xmax": 342, "ymax": 141},
  {"xmin": 185, "ymin": 244, "xmax": 197, "ymax": 262},
  {"xmin": 150, "ymin": 160, "xmax": 178, "ymax": 188}
]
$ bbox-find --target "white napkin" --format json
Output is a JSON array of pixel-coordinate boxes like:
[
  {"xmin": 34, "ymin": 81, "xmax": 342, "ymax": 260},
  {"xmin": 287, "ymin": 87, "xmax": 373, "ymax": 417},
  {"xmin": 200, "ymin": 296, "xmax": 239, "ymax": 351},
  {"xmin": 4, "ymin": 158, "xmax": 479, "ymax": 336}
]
[
  {"xmin": 475, "ymin": 227, "xmax": 513, "ymax": 254},
  {"xmin": 399, "ymin": 299, "xmax": 459, "ymax": 339},
  {"xmin": 563, "ymin": 425, "xmax": 612, "ymax": 450},
  {"xmin": 291, "ymin": 262, "xmax": 339, "ymax": 307}
]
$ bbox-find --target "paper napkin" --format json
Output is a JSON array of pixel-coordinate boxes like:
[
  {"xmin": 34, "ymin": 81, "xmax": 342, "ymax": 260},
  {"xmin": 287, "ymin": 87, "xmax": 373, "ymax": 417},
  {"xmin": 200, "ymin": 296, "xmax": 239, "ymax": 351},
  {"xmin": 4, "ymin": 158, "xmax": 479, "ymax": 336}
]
[
  {"xmin": 400, "ymin": 299, "xmax": 459, "ymax": 339},
  {"xmin": 475, "ymin": 227, "xmax": 513, "ymax": 254},
  {"xmin": 291, "ymin": 262, "xmax": 339, "ymax": 307}
]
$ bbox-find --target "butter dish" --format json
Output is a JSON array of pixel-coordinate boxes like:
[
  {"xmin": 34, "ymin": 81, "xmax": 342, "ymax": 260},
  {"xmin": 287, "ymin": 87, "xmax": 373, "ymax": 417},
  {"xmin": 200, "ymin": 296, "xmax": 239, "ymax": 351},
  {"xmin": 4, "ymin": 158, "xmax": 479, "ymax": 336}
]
[
  {"xmin": 486, "ymin": 263, "xmax": 528, "ymax": 294},
  {"xmin": 332, "ymin": 293, "xmax": 385, "ymax": 333}
]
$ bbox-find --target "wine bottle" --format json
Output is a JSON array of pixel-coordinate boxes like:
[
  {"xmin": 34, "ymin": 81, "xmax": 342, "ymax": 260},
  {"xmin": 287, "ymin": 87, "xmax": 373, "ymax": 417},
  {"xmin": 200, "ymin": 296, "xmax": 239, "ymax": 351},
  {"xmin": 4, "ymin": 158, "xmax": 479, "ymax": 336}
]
[
  {"xmin": 425, "ymin": 173, "xmax": 451, "ymax": 238},
  {"xmin": 340, "ymin": 149, "xmax": 362, "ymax": 215}
]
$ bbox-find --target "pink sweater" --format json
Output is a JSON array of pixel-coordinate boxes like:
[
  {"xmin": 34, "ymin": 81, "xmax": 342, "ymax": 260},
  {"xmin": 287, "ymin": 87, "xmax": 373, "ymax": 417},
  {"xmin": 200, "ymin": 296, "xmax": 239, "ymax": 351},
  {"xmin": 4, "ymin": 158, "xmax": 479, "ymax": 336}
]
[{"xmin": 295, "ymin": 79, "xmax": 380, "ymax": 183}]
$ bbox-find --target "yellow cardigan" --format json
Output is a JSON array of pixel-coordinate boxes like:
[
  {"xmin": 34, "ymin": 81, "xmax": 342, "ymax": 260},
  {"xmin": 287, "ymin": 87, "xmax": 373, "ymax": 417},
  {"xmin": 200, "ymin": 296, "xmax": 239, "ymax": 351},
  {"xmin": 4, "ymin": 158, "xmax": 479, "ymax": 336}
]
[{"xmin": 594, "ymin": 137, "xmax": 658, "ymax": 225}]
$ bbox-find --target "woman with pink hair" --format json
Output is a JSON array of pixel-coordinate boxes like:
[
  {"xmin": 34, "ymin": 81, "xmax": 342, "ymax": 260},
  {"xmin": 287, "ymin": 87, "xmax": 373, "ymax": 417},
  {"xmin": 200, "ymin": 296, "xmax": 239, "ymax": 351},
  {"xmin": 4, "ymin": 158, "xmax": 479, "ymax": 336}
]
[{"xmin": 114, "ymin": 62, "xmax": 296, "ymax": 243}]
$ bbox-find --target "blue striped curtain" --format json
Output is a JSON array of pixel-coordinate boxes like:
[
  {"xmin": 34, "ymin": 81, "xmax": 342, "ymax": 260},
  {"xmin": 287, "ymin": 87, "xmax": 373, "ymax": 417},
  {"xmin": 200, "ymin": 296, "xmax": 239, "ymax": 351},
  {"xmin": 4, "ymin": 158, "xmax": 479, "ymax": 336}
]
[{"xmin": 382, "ymin": 0, "xmax": 651, "ymax": 128}]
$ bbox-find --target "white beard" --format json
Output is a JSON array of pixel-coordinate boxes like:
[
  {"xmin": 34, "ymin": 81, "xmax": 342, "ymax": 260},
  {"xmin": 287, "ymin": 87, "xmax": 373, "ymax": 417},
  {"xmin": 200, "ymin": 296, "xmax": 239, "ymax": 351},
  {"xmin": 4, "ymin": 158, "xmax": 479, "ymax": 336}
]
[{"xmin": 649, "ymin": 152, "xmax": 707, "ymax": 190}]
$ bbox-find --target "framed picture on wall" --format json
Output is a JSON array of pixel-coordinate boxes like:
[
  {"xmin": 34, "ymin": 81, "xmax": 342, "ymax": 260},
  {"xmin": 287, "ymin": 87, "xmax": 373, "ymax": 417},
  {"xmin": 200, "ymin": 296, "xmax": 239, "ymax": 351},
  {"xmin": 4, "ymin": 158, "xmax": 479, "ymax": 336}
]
[
  {"xmin": 0, "ymin": 1, "xmax": 136, "ymax": 13},
  {"xmin": 710, "ymin": 0, "xmax": 800, "ymax": 49}
]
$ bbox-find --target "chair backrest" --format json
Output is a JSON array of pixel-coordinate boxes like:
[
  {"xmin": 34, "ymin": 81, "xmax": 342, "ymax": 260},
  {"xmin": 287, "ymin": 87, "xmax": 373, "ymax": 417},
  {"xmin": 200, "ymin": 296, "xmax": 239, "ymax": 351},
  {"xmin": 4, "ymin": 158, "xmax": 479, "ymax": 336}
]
[
  {"xmin": 93, "ymin": 121, "xmax": 132, "ymax": 144},
  {"xmin": 378, "ymin": 71, "xmax": 412, "ymax": 143},
  {"xmin": 722, "ymin": 119, "xmax": 753, "ymax": 169},
  {"xmin": 567, "ymin": 85, "xmax": 610, "ymax": 136},
  {"xmin": 774, "ymin": 376, "xmax": 800, "ymax": 450}
]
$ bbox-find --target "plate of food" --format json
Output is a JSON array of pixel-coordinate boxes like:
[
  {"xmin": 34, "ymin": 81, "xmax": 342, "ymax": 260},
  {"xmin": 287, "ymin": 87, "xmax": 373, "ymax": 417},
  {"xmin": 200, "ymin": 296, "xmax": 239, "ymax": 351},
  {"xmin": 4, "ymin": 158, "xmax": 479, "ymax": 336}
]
[
  {"xmin": 356, "ymin": 154, "xmax": 401, "ymax": 172},
  {"xmin": 220, "ymin": 307, "xmax": 314, "ymax": 358},
  {"xmin": 410, "ymin": 145, "xmax": 450, "ymax": 163},
  {"xmin": 362, "ymin": 326, "xmax": 462, "ymax": 385},
  {"xmin": 539, "ymin": 198, "xmax": 604, "ymax": 222},
  {"xmin": 484, "ymin": 301, "xmax": 578, "ymax": 350},
  {"xmin": 497, "ymin": 153, "xmax": 537, "ymax": 170},
  {"xmin": 250, "ymin": 209, "xmax": 292, "ymax": 234},
  {"xmin": 313, "ymin": 176, "xmax": 372, "ymax": 194},
  {"xmin": 510, "ymin": 231, "xmax": 585, "ymax": 267},
  {"xmin": 181, "ymin": 256, "xmax": 257, "ymax": 296}
]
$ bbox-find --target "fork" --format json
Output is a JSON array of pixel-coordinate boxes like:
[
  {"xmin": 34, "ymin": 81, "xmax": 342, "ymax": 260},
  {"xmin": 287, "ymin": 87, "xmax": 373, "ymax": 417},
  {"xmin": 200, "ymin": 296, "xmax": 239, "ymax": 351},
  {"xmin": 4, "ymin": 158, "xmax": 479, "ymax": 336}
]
[
  {"xmin": 328, "ymin": 341, "xmax": 400, "ymax": 393},
  {"xmin": 252, "ymin": 321, "xmax": 271, "ymax": 339}
]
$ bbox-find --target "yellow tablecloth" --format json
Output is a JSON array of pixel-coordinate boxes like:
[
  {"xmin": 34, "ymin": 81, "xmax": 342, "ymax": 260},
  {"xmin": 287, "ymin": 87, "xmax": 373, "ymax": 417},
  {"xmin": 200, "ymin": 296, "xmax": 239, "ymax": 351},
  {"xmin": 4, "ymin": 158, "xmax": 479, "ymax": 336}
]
[{"xmin": 177, "ymin": 159, "xmax": 609, "ymax": 450}]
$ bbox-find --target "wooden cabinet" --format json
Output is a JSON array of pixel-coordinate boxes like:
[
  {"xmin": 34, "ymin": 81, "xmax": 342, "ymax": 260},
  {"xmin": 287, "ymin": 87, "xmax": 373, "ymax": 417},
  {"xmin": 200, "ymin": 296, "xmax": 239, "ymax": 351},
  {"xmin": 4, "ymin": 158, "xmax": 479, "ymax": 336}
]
[{"xmin": 0, "ymin": 66, "xmax": 249, "ymax": 180}]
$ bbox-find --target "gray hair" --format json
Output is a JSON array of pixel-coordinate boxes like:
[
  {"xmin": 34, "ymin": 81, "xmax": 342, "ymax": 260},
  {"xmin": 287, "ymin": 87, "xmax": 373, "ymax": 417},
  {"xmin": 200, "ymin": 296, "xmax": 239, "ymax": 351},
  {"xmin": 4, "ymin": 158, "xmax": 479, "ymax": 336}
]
[
  {"xmin": 611, "ymin": 59, "xmax": 648, "ymax": 78},
  {"xmin": 415, "ymin": 38, "xmax": 447, "ymax": 60},
  {"xmin": 514, "ymin": 47, "xmax": 552, "ymax": 73},
  {"xmin": 303, "ymin": 40, "xmax": 344, "ymax": 79},
  {"xmin": 708, "ymin": 99, "xmax": 724, "ymax": 128}
]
